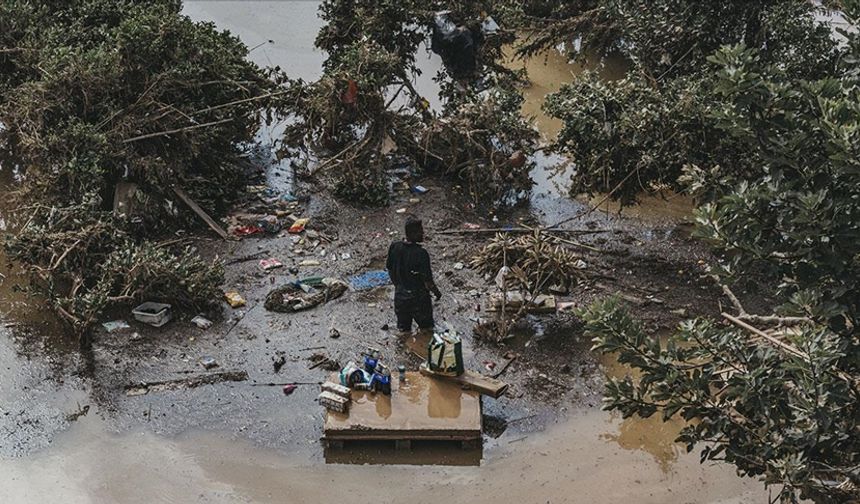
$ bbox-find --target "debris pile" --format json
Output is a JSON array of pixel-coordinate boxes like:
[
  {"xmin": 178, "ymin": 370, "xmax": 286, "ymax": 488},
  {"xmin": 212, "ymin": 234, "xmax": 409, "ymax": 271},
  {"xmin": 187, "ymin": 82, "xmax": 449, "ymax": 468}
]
[
  {"xmin": 264, "ymin": 278, "xmax": 348, "ymax": 313},
  {"xmin": 271, "ymin": 3, "xmax": 536, "ymax": 208},
  {"xmin": 0, "ymin": 1, "xmax": 274, "ymax": 333},
  {"xmin": 471, "ymin": 231, "xmax": 585, "ymax": 294}
]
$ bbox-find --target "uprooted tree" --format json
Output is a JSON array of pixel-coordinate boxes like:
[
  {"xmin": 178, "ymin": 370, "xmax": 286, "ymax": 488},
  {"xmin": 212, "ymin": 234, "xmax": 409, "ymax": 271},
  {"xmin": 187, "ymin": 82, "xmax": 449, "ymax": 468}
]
[
  {"xmin": 272, "ymin": 0, "xmax": 539, "ymax": 206},
  {"xmin": 0, "ymin": 0, "xmax": 276, "ymax": 333},
  {"xmin": 539, "ymin": 1, "xmax": 860, "ymax": 501}
]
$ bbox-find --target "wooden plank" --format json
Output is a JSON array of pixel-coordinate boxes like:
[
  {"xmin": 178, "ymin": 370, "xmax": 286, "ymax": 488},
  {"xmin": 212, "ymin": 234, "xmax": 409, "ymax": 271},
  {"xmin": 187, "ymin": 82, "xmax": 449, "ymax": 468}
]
[
  {"xmin": 419, "ymin": 365, "xmax": 508, "ymax": 399},
  {"xmin": 324, "ymin": 372, "xmax": 481, "ymax": 441},
  {"xmin": 171, "ymin": 186, "xmax": 231, "ymax": 240}
]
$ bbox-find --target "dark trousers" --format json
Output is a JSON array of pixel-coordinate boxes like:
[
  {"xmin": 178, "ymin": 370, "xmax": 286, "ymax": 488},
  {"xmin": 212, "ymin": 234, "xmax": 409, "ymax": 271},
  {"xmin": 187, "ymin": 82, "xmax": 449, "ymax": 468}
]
[{"xmin": 394, "ymin": 290, "xmax": 434, "ymax": 332}]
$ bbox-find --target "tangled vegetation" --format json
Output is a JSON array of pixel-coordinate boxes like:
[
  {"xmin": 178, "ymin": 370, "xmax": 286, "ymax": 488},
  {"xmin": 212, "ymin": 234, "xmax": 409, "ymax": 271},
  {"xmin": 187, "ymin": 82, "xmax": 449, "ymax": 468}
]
[
  {"xmin": 274, "ymin": 0, "xmax": 538, "ymax": 206},
  {"xmin": 0, "ymin": 0, "xmax": 273, "ymax": 333},
  {"xmin": 471, "ymin": 231, "xmax": 584, "ymax": 293},
  {"xmin": 533, "ymin": 0, "xmax": 860, "ymax": 501}
]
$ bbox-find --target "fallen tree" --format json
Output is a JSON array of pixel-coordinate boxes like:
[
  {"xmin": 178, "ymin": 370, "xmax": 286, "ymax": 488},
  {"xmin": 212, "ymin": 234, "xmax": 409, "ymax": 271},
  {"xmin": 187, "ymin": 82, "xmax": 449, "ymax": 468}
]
[
  {"xmin": 0, "ymin": 0, "xmax": 275, "ymax": 334},
  {"xmin": 273, "ymin": 0, "xmax": 539, "ymax": 207}
]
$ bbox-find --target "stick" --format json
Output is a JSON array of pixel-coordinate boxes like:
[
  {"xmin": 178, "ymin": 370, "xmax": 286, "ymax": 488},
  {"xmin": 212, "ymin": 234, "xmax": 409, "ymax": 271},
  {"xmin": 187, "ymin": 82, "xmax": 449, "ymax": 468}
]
[
  {"xmin": 171, "ymin": 186, "xmax": 231, "ymax": 240},
  {"xmin": 492, "ymin": 355, "xmax": 518, "ymax": 378},
  {"xmin": 249, "ymin": 381, "xmax": 322, "ymax": 387},
  {"xmin": 226, "ymin": 250, "xmax": 270, "ymax": 265},
  {"xmin": 437, "ymin": 228, "xmax": 608, "ymax": 235},
  {"xmin": 308, "ymin": 358, "xmax": 334, "ymax": 370},
  {"xmin": 721, "ymin": 313, "xmax": 806, "ymax": 359},
  {"xmin": 546, "ymin": 166, "xmax": 641, "ymax": 230},
  {"xmin": 122, "ymin": 118, "xmax": 233, "ymax": 143},
  {"xmin": 190, "ymin": 90, "xmax": 288, "ymax": 115}
]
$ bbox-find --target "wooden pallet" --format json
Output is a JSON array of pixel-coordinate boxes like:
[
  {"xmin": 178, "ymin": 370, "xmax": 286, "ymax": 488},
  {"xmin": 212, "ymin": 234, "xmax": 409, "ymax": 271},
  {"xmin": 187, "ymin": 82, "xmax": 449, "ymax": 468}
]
[{"xmin": 323, "ymin": 372, "xmax": 481, "ymax": 448}]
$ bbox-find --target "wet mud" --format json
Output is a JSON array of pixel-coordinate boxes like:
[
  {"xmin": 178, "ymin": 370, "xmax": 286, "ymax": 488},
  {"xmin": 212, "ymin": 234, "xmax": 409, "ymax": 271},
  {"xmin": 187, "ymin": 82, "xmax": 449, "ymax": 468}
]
[{"xmin": 0, "ymin": 2, "xmax": 765, "ymax": 503}]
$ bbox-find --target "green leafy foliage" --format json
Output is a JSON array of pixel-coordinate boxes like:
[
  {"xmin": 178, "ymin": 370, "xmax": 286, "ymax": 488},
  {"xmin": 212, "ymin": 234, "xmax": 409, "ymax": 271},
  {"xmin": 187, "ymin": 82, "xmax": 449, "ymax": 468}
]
[
  {"xmin": 557, "ymin": 4, "xmax": 860, "ymax": 502},
  {"xmin": 0, "ymin": 0, "xmax": 272, "ymax": 332},
  {"xmin": 582, "ymin": 298, "xmax": 859, "ymax": 502},
  {"xmin": 275, "ymin": 0, "xmax": 538, "ymax": 207},
  {"xmin": 515, "ymin": 0, "xmax": 841, "ymax": 80}
]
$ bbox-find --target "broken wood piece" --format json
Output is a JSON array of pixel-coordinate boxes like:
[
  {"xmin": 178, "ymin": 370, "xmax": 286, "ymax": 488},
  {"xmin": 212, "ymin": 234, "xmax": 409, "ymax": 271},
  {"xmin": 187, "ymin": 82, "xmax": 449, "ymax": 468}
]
[
  {"xmin": 437, "ymin": 227, "xmax": 608, "ymax": 236},
  {"xmin": 125, "ymin": 370, "xmax": 248, "ymax": 396},
  {"xmin": 492, "ymin": 355, "xmax": 518, "ymax": 379},
  {"xmin": 419, "ymin": 364, "xmax": 508, "ymax": 398},
  {"xmin": 172, "ymin": 186, "xmax": 231, "ymax": 240},
  {"xmin": 721, "ymin": 313, "xmax": 806, "ymax": 358}
]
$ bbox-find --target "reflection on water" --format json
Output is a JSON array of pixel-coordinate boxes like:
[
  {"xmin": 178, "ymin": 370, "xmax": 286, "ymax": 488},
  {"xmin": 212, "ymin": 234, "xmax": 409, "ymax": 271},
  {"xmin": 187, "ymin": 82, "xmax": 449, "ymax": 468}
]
[
  {"xmin": 324, "ymin": 439, "xmax": 482, "ymax": 466},
  {"xmin": 506, "ymin": 47, "xmax": 628, "ymax": 142},
  {"xmin": 598, "ymin": 334, "xmax": 686, "ymax": 472}
]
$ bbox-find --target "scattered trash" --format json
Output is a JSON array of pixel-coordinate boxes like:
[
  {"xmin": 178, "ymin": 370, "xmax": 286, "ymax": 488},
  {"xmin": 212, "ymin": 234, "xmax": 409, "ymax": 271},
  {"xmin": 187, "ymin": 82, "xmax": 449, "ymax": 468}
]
[
  {"xmin": 299, "ymin": 259, "xmax": 320, "ymax": 267},
  {"xmin": 259, "ymin": 258, "xmax": 284, "ymax": 271},
  {"xmin": 289, "ymin": 218, "xmax": 309, "ymax": 234},
  {"xmin": 340, "ymin": 252, "xmax": 351, "ymax": 260},
  {"xmin": 308, "ymin": 352, "xmax": 341, "ymax": 372},
  {"xmin": 463, "ymin": 222, "xmax": 481, "ymax": 230},
  {"xmin": 453, "ymin": 262, "xmax": 465, "ymax": 270},
  {"xmin": 282, "ymin": 383, "xmax": 298, "ymax": 395},
  {"xmin": 273, "ymin": 352, "xmax": 287, "ymax": 373},
  {"xmin": 256, "ymin": 215, "xmax": 282, "ymax": 234},
  {"xmin": 408, "ymin": 197, "xmax": 420, "ymax": 203},
  {"xmin": 484, "ymin": 360, "xmax": 496, "ymax": 372},
  {"xmin": 131, "ymin": 302, "xmax": 172, "ymax": 327},
  {"xmin": 329, "ymin": 327, "xmax": 341, "ymax": 339},
  {"xmin": 411, "ymin": 185, "xmax": 429, "ymax": 194},
  {"xmin": 224, "ymin": 291, "xmax": 246, "ymax": 308},
  {"xmin": 557, "ymin": 301, "xmax": 577, "ymax": 313},
  {"xmin": 341, "ymin": 78, "xmax": 358, "ymax": 105},
  {"xmin": 320, "ymin": 381, "xmax": 352, "ymax": 412},
  {"xmin": 102, "ymin": 320, "xmax": 130, "ymax": 333},
  {"xmin": 199, "ymin": 356, "xmax": 218, "ymax": 370},
  {"xmin": 431, "ymin": 10, "xmax": 479, "ymax": 78},
  {"xmin": 348, "ymin": 270, "xmax": 391, "ymax": 291},
  {"xmin": 319, "ymin": 390, "xmax": 350, "ymax": 412},
  {"xmin": 488, "ymin": 292, "xmax": 557, "ymax": 314},
  {"xmin": 395, "ymin": 208, "xmax": 407, "ymax": 214},
  {"xmin": 264, "ymin": 278, "xmax": 348, "ymax": 313},
  {"xmin": 191, "ymin": 315, "xmax": 213, "ymax": 329},
  {"xmin": 322, "ymin": 381, "xmax": 351, "ymax": 397},
  {"xmin": 671, "ymin": 308, "xmax": 688, "ymax": 317},
  {"xmin": 233, "ymin": 225, "xmax": 264, "ymax": 237}
]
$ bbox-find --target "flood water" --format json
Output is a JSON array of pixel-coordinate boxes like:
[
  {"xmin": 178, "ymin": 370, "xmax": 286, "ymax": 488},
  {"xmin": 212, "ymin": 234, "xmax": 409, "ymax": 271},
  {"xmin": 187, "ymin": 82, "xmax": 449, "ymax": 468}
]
[{"xmin": 0, "ymin": 2, "xmax": 763, "ymax": 503}]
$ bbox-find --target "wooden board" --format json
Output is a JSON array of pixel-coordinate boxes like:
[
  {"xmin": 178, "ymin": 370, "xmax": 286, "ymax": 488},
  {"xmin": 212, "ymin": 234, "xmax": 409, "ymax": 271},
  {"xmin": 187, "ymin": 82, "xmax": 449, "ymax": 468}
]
[
  {"xmin": 324, "ymin": 372, "xmax": 481, "ymax": 442},
  {"xmin": 172, "ymin": 186, "xmax": 231, "ymax": 240},
  {"xmin": 419, "ymin": 365, "xmax": 509, "ymax": 399}
]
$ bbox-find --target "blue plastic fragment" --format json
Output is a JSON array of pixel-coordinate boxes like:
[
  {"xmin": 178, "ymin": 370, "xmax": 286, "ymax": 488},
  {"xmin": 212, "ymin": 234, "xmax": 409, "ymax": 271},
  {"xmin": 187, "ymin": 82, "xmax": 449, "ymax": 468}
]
[{"xmin": 349, "ymin": 270, "xmax": 391, "ymax": 291}]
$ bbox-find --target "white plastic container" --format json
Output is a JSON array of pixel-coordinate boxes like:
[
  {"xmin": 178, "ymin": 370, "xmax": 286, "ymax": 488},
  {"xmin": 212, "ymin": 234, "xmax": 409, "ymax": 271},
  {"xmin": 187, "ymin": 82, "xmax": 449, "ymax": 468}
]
[{"xmin": 132, "ymin": 302, "xmax": 172, "ymax": 327}]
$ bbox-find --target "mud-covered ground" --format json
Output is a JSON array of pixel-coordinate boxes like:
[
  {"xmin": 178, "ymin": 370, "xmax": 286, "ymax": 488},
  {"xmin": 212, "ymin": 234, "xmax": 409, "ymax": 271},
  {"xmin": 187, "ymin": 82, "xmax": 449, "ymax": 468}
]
[{"xmin": 0, "ymin": 159, "xmax": 726, "ymax": 461}]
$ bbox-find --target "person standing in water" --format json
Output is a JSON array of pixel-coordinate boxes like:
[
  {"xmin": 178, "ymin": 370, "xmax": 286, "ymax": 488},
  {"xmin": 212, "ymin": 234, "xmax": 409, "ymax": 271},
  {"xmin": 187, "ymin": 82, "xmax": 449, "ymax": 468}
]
[{"xmin": 386, "ymin": 216, "xmax": 442, "ymax": 334}]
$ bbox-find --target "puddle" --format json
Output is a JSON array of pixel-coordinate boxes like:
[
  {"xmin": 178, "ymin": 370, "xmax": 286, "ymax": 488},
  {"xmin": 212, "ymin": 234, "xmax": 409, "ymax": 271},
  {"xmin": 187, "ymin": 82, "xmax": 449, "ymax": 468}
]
[{"xmin": 0, "ymin": 405, "xmax": 764, "ymax": 504}]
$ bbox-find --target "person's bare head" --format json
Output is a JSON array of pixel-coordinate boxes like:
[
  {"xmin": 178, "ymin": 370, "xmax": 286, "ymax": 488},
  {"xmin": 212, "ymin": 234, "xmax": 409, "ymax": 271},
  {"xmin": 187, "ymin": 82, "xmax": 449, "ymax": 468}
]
[{"xmin": 405, "ymin": 216, "xmax": 424, "ymax": 243}]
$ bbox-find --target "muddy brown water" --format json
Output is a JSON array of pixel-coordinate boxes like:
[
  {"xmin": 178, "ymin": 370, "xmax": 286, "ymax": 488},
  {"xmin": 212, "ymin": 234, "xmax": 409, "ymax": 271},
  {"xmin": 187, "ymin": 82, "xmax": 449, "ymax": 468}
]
[{"xmin": 0, "ymin": 2, "xmax": 764, "ymax": 502}]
